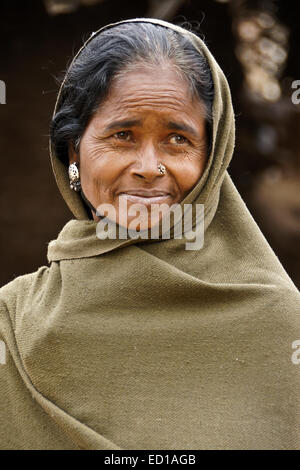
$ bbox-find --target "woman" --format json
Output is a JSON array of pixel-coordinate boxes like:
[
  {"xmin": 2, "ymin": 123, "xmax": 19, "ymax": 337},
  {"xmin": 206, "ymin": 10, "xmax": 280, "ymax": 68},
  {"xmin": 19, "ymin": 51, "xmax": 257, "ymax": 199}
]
[{"xmin": 0, "ymin": 18, "xmax": 299, "ymax": 450}]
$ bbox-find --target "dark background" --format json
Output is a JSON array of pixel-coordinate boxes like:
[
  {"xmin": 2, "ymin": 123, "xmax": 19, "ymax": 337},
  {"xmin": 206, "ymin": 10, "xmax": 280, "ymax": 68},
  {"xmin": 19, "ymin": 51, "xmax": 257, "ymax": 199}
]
[{"xmin": 0, "ymin": 0, "xmax": 299, "ymax": 287}]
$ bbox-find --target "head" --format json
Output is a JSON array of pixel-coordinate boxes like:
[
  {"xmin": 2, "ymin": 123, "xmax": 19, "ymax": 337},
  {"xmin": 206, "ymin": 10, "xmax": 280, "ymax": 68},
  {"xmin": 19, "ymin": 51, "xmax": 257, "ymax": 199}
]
[{"xmin": 50, "ymin": 22, "xmax": 214, "ymax": 230}]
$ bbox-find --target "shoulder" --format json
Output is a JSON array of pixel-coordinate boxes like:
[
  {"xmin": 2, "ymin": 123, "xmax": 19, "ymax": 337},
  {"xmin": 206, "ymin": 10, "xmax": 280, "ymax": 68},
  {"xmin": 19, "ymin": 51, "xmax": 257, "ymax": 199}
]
[{"xmin": 0, "ymin": 266, "xmax": 50, "ymax": 330}]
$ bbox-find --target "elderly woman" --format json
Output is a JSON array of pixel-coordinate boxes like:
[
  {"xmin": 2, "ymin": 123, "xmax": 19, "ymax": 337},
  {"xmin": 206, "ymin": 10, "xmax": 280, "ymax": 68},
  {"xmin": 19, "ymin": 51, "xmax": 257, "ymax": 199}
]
[{"xmin": 0, "ymin": 18, "xmax": 300, "ymax": 450}]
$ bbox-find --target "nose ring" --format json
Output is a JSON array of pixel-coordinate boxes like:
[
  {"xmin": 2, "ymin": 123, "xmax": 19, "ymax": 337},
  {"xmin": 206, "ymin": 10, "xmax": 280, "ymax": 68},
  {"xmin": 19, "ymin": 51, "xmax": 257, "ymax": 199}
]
[{"xmin": 158, "ymin": 163, "xmax": 166, "ymax": 175}]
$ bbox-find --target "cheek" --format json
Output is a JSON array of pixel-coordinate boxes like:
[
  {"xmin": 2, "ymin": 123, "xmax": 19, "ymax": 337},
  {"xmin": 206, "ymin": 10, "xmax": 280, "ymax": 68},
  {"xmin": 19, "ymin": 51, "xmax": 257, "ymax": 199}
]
[
  {"xmin": 170, "ymin": 154, "xmax": 207, "ymax": 193},
  {"xmin": 80, "ymin": 143, "xmax": 127, "ymax": 187}
]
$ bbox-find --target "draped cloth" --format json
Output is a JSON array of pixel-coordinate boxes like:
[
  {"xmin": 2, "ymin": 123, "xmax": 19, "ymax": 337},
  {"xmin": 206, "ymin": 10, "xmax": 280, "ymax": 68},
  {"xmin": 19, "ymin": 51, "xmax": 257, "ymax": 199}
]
[{"xmin": 0, "ymin": 18, "xmax": 300, "ymax": 450}]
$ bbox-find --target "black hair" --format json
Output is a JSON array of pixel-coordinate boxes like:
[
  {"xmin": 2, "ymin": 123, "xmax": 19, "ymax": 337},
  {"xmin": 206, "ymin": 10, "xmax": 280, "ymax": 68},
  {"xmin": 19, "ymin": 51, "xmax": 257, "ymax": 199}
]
[{"xmin": 50, "ymin": 22, "xmax": 214, "ymax": 165}]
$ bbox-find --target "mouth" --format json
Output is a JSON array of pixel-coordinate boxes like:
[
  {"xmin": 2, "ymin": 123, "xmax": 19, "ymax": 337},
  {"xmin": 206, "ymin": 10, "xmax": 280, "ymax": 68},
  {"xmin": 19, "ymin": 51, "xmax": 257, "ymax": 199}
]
[{"xmin": 118, "ymin": 190, "xmax": 172, "ymax": 206}]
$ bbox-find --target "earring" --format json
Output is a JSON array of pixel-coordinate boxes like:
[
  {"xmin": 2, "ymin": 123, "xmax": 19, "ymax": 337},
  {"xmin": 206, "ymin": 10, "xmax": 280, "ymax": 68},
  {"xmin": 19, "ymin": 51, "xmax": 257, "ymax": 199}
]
[
  {"xmin": 157, "ymin": 163, "xmax": 166, "ymax": 175},
  {"xmin": 68, "ymin": 162, "xmax": 81, "ymax": 192}
]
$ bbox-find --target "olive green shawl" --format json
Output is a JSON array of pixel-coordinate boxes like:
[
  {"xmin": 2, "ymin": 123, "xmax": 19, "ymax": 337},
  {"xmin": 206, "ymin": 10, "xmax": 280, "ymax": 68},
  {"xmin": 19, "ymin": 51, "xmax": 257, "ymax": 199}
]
[{"xmin": 0, "ymin": 18, "xmax": 300, "ymax": 450}]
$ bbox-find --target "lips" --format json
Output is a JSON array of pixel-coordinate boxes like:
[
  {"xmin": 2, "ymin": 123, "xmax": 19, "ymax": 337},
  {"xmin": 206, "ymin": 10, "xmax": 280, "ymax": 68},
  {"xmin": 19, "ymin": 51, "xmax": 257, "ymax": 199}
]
[
  {"xmin": 118, "ymin": 190, "xmax": 172, "ymax": 206},
  {"xmin": 119, "ymin": 190, "xmax": 171, "ymax": 197}
]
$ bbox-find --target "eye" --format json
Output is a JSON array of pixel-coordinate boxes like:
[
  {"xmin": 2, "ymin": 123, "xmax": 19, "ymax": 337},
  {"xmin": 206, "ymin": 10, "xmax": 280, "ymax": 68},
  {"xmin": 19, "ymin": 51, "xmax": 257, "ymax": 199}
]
[
  {"xmin": 113, "ymin": 131, "xmax": 132, "ymax": 141},
  {"xmin": 169, "ymin": 134, "xmax": 189, "ymax": 145}
]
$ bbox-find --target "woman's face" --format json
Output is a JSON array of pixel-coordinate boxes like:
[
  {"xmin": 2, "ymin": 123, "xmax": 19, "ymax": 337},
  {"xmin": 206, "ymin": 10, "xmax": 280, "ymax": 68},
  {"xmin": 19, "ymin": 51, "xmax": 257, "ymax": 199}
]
[{"xmin": 69, "ymin": 63, "xmax": 208, "ymax": 230}]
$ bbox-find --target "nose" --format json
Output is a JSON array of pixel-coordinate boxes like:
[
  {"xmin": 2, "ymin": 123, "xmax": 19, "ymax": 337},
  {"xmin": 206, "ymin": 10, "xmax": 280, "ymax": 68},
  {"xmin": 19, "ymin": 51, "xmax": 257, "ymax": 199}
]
[{"xmin": 130, "ymin": 143, "xmax": 162, "ymax": 182}]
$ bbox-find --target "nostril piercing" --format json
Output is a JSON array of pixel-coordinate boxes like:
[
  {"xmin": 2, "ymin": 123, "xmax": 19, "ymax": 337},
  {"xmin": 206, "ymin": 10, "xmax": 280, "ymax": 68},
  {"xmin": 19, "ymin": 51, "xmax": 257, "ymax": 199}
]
[{"xmin": 158, "ymin": 163, "xmax": 166, "ymax": 175}]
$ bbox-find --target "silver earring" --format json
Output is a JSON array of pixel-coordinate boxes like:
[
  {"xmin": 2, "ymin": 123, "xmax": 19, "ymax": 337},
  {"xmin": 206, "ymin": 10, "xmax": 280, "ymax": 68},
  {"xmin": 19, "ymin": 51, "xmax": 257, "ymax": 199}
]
[
  {"xmin": 68, "ymin": 162, "xmax": 81, "ymax": 192},
  {"xmin": 158, "ymin": 163, "xmax": 166, "ymax": 175}
]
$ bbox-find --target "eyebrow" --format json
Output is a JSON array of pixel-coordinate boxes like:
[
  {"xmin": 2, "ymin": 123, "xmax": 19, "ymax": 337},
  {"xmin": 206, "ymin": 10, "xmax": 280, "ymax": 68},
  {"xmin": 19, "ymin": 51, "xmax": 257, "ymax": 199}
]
[
  {"xmin": 165, "ymin": 120, "xmax": 199, "ymax": 138},
  {"xmin": 103, "ymin": 118, "xmax": 199, "ymax": 138},
  {"xmin": 104, "ymin": 119, "xmax": 143, "ymax": 132}
]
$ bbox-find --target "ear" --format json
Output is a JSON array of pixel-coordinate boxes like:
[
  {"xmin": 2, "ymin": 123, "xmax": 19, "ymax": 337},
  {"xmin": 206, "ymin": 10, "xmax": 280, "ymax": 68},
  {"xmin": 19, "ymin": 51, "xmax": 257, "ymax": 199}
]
[{"xmin": 68, "ymin": 142, "xmax": 79, "ymax": 165}]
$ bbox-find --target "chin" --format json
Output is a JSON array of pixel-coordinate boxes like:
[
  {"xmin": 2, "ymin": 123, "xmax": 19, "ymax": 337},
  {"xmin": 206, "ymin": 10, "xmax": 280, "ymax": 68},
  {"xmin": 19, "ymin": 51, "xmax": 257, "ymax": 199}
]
[{"xmin": 115, "ymin": 211, "xmax": 162, "ymax": 233}]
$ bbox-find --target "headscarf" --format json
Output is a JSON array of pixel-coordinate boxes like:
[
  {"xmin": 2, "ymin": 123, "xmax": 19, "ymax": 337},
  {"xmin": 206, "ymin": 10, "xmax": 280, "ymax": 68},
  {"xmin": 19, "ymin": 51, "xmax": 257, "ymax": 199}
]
[{"xmin": 1, "ymin": 18, "xmax": 300, "ymax": 450}]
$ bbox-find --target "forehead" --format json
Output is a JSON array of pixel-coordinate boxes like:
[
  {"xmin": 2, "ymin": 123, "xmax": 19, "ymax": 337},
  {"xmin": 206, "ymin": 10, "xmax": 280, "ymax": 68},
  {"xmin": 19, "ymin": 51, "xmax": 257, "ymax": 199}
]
[{"xmin": 92, "ymin": 63, "xmax": 205, "ymax": 124}]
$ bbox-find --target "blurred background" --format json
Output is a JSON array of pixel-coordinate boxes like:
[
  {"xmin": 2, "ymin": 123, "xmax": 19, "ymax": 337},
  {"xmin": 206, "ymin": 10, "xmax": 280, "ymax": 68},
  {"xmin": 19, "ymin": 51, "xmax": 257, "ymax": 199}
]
[{"xmin": 0, "ymin": 0, "xmax": 299, "ymax": 288}]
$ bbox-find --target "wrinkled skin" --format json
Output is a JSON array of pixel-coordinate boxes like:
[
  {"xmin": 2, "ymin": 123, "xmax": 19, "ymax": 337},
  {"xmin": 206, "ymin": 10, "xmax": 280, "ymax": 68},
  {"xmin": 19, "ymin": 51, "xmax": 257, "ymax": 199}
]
[{"xmin": 69, "ymin": 62, "xmax": 208, "ymax": 230}]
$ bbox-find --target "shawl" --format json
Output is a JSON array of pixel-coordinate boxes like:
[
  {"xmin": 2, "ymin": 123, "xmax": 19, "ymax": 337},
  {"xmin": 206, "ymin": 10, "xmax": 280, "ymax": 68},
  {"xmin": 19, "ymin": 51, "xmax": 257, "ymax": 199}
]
[{"xmin": 0, "ymin": 18, "xmax": 300, "ymax": 450}]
